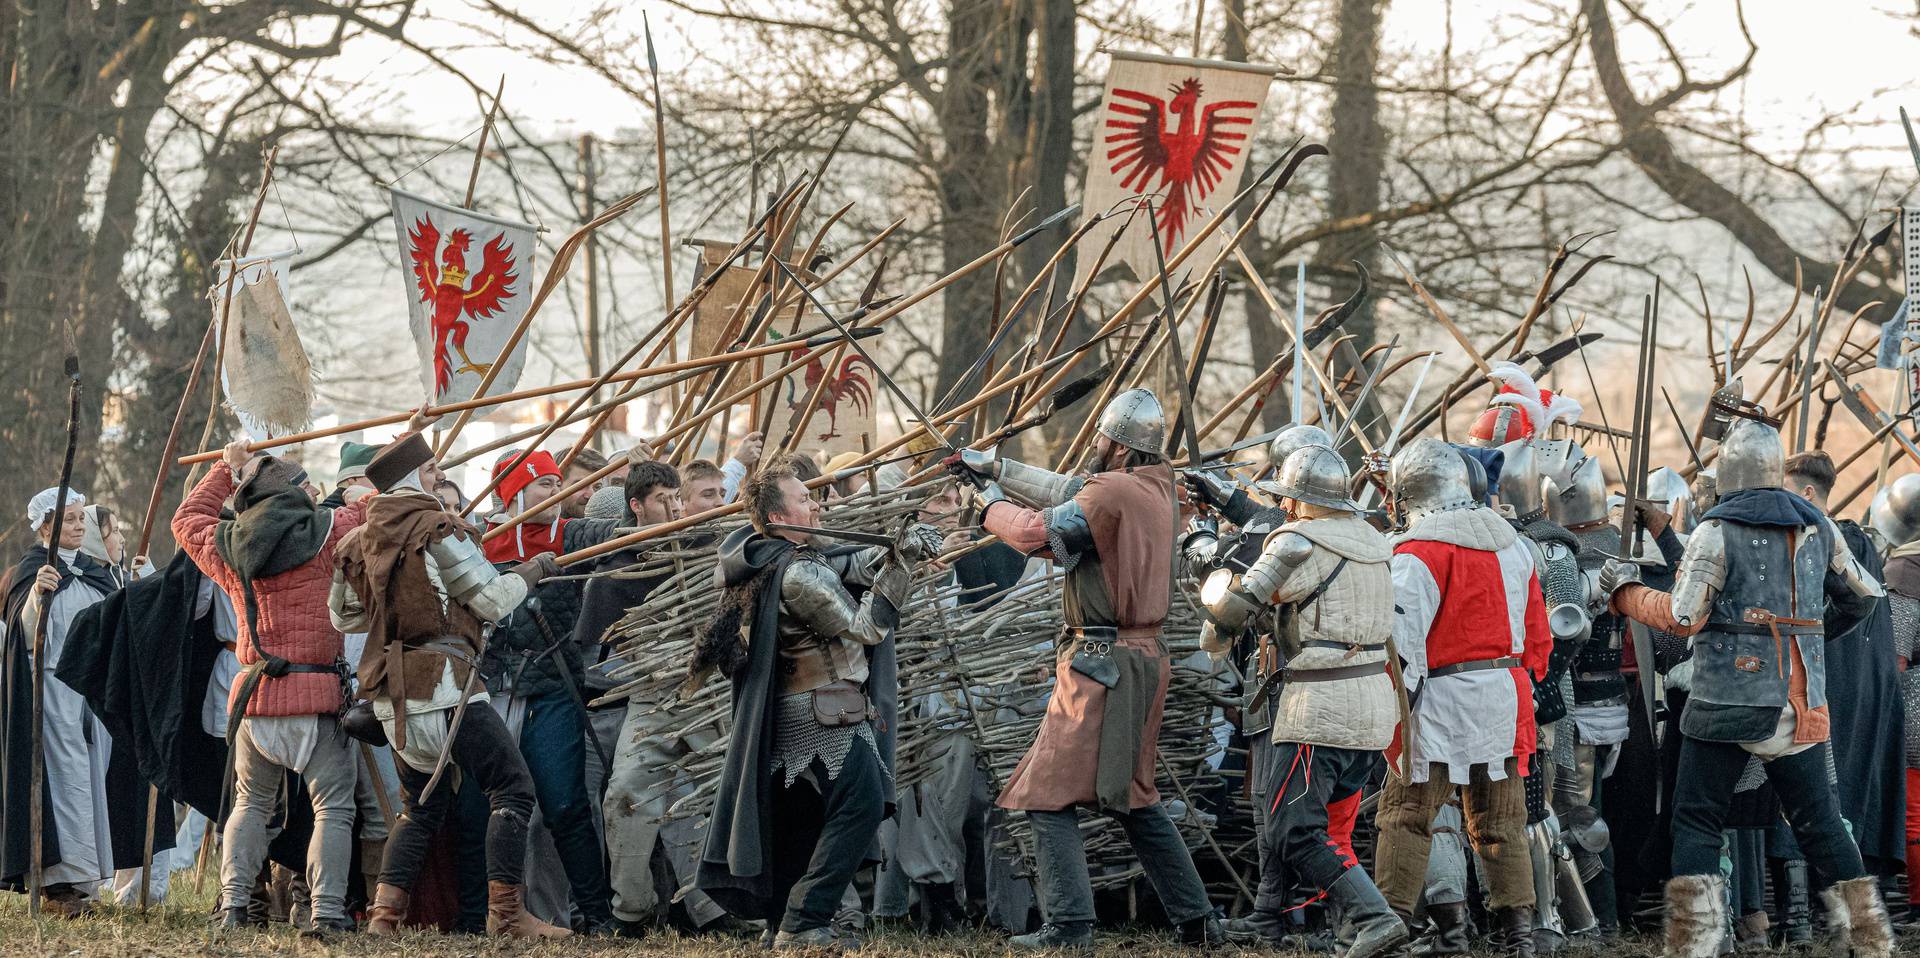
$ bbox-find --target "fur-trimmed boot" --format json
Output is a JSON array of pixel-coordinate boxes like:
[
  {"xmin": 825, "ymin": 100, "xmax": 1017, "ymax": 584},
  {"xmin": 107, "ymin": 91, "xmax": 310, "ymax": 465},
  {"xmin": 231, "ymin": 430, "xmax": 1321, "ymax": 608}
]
[
  {"xmin": 1663, "ymin": 874, "xmax": 1728, "ymax": 958},
  {"xmin": 486, "ymin": 881, "xmax": 572, "ymax": 939},
  {"xmin": 1819, "ymin": 876, "xmax": 1893, "ymax": 958}
]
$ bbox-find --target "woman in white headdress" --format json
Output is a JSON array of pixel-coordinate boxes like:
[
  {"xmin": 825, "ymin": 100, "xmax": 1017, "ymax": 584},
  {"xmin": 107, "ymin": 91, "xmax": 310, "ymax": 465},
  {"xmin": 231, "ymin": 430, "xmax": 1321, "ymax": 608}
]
[{"xmin": 0, "ymin": 488, "xmax": 118, "ymax": 914}]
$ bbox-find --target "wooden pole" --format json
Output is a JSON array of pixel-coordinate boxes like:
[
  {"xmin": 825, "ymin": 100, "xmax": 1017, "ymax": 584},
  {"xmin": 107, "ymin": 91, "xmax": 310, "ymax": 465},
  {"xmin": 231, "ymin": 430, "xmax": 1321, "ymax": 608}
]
[
  {"xmin": 580, "ymin": 133, "xmax": 602, "ymax": 382},
  {"xmin": 463, "ymin": 77, "xmax": 505, "ymax": 210},
  {"xmin": 178, "ymin": 330, "xmax": 846, "ymax": 466},
  {"xmin": 180, "ymin": 147, "xmax": 282, "ymax": 493},
  {"xmin": 29, "ymin": 359, "xmax": 83, "ymax": 918}
]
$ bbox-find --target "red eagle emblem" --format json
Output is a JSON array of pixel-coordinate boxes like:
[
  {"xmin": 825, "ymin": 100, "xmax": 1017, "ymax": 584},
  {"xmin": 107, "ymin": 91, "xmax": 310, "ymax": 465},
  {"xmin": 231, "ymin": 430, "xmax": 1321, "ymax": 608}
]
[
  {"xmin": 786, "ymin": 354, "xmax": 875, "ymax": 441},
  {"xmin": 408, "ymin": 214, "xmax": 520, "ymax": 395},
  {"xmin": 1103, "ymin": 77, "xmax": 1257, "ymax": 254}
]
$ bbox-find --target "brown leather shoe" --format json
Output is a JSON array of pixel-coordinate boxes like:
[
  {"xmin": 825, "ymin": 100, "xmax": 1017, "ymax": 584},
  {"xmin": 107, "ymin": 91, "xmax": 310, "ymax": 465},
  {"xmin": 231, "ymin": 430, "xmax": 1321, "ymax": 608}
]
[
  {"xmin": 364, "ymin": 883, "xmax": 410, "ymax": 936},
  {"xmin": 486, "ymin": 881, "xmax": 572, "ymax": 939}
]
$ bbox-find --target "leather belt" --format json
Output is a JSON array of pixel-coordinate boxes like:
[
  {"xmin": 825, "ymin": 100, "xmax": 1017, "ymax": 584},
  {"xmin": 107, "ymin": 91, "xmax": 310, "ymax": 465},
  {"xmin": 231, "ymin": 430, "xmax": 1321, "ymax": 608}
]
[
  {"xmin": 1428, "ymin": 656, "xmax": 1522, "ymax": 679},
  {"xmin": 1066, "ymin": 625, "xmax": 1160, "ymax": 642},
  {"xmin": 1300, "ymin": 639, "xmax": 1384, "ymax": 654},
  {"xmin": 1285, "ymin": 660, "xmax": 1389, "ymax": 683}
]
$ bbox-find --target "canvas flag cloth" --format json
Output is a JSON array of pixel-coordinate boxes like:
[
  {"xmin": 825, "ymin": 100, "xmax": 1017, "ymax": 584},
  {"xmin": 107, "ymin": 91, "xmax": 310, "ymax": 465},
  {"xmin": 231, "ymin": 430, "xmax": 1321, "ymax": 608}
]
[
  {"xmin": 212, "ymin": 250, "xmax": 313, "ymax": 440},
  {"xmin": 390, "ymin": 188, "xmax": 537, "ymax": 405},
  {"xmin": 1073, "ymin": 51, "xmax": 1281, "ymax": 288},
  {"xmin": 1877, "ymin": 208, "xmax": 1920, "ymax": 415}
]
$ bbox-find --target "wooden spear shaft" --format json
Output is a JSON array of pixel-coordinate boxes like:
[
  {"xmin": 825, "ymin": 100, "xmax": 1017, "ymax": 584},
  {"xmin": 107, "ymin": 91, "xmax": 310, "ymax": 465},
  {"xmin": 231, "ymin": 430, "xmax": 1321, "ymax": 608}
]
[
  {"xmin": 176, "ymin": 333, "xmax": 838, "ymax": 466},
  {"xmin": 558, "ymin": 359, "xmax": 1062, "ymax": 567},
  {"xmin": 463, "ymin": 77, "xmax": 505, "ymax": 210}
]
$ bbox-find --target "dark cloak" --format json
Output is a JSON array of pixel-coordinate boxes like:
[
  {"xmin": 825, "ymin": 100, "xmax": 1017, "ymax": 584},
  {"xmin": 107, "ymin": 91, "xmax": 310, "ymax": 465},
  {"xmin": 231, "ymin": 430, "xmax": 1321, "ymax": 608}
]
[
  {"xmin": 56, "ymin": 549, "xmax": 225, "ymax": 821},
  {"xmin": 694, "ymin": 527, "xmax": 899, "ymax": 918},
  {"xmin": 1821, "ymin": 519, "xmax": 1905, "ymax": 874},
  {"xmin": 0, "ymin": 547, "xmax": 125, "ymax": 889}
]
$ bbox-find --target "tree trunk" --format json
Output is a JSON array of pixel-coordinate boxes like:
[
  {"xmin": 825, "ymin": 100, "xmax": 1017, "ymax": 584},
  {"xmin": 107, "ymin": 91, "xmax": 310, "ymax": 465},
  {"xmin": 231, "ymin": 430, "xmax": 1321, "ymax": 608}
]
[{"xmin": 932, "ymin": 0, "xmax": 1004, "ymax": 411}]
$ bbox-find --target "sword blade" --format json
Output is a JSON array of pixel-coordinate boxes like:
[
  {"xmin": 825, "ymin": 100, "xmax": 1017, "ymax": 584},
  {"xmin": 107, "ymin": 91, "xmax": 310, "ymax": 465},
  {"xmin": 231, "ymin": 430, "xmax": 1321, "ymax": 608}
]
[{"xmin": 766, "ymin": 523, "xmax": 897, "ymax": 548}]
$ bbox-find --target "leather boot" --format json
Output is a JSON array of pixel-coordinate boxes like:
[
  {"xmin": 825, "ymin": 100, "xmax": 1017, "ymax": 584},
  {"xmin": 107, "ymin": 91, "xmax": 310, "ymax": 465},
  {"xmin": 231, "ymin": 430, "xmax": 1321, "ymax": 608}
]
[
  {"xmin": 1177, "ymin": 914, "xmax": 1226, "ymax": 947},
  {"xmin": 1820, "ymin": 875, "xmax": 1894, "ymax": 958},
  {"xmin": 486, "ymin": 881, "xmax": 572, "ymax": 939},
  {"xmin": 1010, "ymin": 920, "xmax": 1094, "ymax": 951},
  {"xmin": 1412, "ymin": 901, "xmax": 1471, "ymax": 955},
  {"xmin": 1324, "ymin": 869, "xmax": 1409, "ymax": 958},
  {"xmin": 1221, "ymin": 910, "xmax": 1289, "ymax": 946},
  {"xmin": 1772, "ymin": 858, "xmax": 1813, "ymax": 945},
  {"xmin": 1663, "ymin": 874, "xmax": 1728, "ymax": 958},
  {"xmin": 1493, "ymin": 906, "xmax": 1537, "ymax": 958},
  {"xmin": 364, "ymin": 884, "xmax": 410, "ymax": 936}
]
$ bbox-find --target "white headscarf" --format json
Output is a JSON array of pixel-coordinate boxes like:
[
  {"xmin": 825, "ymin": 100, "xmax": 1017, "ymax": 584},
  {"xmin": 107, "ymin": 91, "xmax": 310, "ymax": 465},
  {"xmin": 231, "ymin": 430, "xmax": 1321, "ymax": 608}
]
[
  {"xmin": 79, "ymin": 505, "xmax": 111, "ymax": 564},
  {"xmin": 26, "ymin": 487, "xmax": 86, "ymax": 531}
]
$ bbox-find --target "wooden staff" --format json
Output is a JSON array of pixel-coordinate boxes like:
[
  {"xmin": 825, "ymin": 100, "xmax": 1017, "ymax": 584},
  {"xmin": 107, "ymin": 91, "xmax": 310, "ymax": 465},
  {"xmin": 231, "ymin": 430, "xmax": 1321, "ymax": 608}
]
[
  {"xmin": 29, "ymin": 358, "xmax": 82, "ymax": 917},
  {"xmin": 463, "ymin": 78, "xmax": 505, "ymax": 209}
]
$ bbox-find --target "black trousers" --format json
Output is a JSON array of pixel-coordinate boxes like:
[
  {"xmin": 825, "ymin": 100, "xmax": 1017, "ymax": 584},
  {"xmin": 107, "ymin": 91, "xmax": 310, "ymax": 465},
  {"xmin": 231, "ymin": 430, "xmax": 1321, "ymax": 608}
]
[
  {"xmin": 1670, "ymin": 734, "xmax": 1864, "ymax": 885},
  {"xmin": 382, "ymin": 705, "xmax": 537, "ymax": 888},
  {"xmin": 1265, "ymin": 742, "xmax": 1376, "ymax": 892},
  {"xmin": 769, "ymin": 739, "xmax": 887, "ymax": 933}
]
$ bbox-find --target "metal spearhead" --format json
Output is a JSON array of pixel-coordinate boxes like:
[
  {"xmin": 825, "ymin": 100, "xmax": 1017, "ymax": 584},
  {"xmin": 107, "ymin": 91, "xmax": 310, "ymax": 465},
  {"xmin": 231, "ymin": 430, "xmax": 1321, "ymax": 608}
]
[
  {"xmin": 1010, "ymin": 203, "xmax": 1081, "ymax": 247},
  {"xmin": 1046, "ymin": 362, "xmax": 1111, "ymax": 414}
]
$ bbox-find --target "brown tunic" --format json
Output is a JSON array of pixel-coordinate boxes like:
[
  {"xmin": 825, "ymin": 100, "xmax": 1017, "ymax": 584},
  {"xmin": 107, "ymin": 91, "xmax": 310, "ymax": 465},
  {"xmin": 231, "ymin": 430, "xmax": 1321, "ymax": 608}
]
[
  {"xmin": 334, "ymin": 492, "xmax": 483, "ymax": 748},
  {"xmin": 987, "ymin": 464, "xmax": 1175, "ymax": 811}
]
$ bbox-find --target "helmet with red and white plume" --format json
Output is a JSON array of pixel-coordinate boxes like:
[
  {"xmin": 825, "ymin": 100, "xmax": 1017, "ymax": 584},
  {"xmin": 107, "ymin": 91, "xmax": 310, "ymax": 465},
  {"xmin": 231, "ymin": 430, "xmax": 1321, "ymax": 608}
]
[{"xmin": 1468, "ymin": 362, "xmax": 1548, "ymax": 447}]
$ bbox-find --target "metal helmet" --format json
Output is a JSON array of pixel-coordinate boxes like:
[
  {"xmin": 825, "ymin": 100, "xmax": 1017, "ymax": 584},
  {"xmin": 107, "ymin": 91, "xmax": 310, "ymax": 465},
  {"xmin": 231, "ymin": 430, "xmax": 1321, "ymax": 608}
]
[
  {"xmin": 1266, "ymin": 424, "xmax": 1334, "ymax": 471},
  {"xmin": 1544, "ymin": 450, "xmax": 1609, "ymax": 527},
  {"xmin": 1267, "ymin": 444, "xmax": 1360, "ymax": 513},
  {"xmin": 1095, "ymin": 388, "xmax": 1166, "ymax": 455},
  {"xmin": 1873, "ymin": 473, "xmax": 1920, "ymax": 546},
  {"xmin": 1645, "ymin": 466, "xmax": 1698, "ymax": 534},
  {"xmin": 1389, "ymin": 438, "xmax": 1477, "ymax": 521},
  {"xmin": 1496, "ymin": 439, "xmax": 1546, "ymax": 518},
  {"xmin": 1716, "ymin": 417, "xmax": 1784, "ymax": 495},
  {"xmin": 1459, "ymin": 448, "xmax": 1490, "ymax": 504},
  {"xmin": 1255, "ymin": 424, "xmax": 1335, "ymax": 496}
]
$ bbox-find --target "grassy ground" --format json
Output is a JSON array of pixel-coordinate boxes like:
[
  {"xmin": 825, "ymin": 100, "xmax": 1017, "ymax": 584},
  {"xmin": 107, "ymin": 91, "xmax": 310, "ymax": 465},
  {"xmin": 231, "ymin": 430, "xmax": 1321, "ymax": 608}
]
[{"xmin": 0, "ymin": 901, "xmax": 1311, "ymax": 958}]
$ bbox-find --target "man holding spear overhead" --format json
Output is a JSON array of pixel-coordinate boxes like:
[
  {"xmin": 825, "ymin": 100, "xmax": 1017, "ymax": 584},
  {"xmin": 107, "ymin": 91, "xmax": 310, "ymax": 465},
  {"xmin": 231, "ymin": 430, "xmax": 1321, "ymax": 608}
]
[
  {"xmin": 947, "ymin": 388, "xmax": 1221, "ymax": 950},
  {"xmin": 329, "ymin": 418, "xmax": 570, "ymax": 939}
]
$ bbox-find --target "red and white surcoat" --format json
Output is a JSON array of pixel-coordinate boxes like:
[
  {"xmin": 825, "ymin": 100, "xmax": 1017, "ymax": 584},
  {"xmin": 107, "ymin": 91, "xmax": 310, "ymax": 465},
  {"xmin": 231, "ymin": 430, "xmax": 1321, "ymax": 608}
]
[{"xmin": 1388, "ymin": 507, "xmax": 1551, "ymax": 784}]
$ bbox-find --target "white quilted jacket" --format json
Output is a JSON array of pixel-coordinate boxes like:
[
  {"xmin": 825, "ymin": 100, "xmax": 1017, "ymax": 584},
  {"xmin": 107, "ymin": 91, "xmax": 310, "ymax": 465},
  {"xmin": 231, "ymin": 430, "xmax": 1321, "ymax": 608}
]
[{"xmin": 1265, "ymin": 513, "xmax": 1399, "ymax": 751}]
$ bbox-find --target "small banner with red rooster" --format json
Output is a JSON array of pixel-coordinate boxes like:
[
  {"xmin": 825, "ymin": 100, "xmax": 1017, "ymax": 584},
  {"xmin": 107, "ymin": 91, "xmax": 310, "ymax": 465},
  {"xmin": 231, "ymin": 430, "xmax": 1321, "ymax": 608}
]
[
  {"xmin": 762, "ymin": 331, "xmax": 878, "ymax": 460},
  {"xmin": 389, "ymin": 188, "xmax": 537, "ymax": 404},
  {"xmin": 1075, "ymin": 51, "xmax": 1281, "ymax": 288}
]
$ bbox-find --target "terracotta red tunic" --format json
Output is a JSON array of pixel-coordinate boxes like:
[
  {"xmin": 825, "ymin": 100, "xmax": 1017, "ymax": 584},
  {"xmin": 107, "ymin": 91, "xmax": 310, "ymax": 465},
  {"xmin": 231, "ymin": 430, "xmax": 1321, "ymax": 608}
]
[{"xmin": 984, "ymin": 464, "xmax": 1175, "ymax": 811}]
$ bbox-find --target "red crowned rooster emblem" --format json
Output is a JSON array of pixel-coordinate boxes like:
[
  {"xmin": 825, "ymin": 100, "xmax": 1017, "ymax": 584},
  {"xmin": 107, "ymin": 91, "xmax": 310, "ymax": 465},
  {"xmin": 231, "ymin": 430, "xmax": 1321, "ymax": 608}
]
[
  {"xmin": 1103, "ymin": 77, "xmax": 1257, "ymax": 254},
  {"xmin": 408, "ymin": 214, "xmax": 520, "ymax": 395},
  {"xmin": 787, "ymin": 353, "xmax": 875, "ymax": 441}
]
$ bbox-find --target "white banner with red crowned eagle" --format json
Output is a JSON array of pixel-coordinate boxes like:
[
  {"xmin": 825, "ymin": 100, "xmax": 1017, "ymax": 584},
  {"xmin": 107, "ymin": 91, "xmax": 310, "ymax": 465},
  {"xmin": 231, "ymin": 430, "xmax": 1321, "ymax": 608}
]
[
  {"xmin": 389, "ymin": 188, "xmax": 537, "ymax": 405},
  {"xmin": 1075, "ymin": 51, "xmax": 1281, "ymax": 287}
]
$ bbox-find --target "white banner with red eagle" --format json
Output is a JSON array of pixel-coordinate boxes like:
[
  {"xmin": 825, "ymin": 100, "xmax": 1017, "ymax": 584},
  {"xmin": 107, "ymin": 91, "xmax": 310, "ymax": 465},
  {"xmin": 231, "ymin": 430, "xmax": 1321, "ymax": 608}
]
[
  {"xmin": 389, "ymin": 188, "xmax": 537, "ymax": 404},
  {"xmin": 1075, "ymin": 51, "xmax": 1280, "ymax": 288}
]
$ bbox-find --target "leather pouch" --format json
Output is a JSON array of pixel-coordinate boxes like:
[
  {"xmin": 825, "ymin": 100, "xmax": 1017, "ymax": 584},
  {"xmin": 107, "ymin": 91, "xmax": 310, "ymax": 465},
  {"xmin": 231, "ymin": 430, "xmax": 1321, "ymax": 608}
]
[
  {"xmin": 340, "ymin": 700, "xmax": 389, "ymax": 747},
  {"xmin": 811, "ymin": 682, "xmax": 871, "ymax": 727}
]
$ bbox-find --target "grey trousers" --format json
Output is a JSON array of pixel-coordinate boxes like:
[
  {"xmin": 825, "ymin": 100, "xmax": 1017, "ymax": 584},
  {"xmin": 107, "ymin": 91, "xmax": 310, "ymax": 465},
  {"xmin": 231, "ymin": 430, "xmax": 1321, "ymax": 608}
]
[
  {"xmin": 221, "ymin": 716, "xmax": 358, "ymax": 924},
  {"xmin": 1026, "ymin": 804, "xmax": 1211, "ymax": 926},
  {"xmin": 602, "ymin": 699, "xmax": 726, "ymax": 925},
  {"xmin": 876, "ymin": 732, "xmax": 989, "ymax": 916}
]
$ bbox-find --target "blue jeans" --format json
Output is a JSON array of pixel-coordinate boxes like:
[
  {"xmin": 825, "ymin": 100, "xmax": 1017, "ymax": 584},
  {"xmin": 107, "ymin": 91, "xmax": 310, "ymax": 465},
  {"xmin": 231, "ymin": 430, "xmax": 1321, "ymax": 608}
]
[{"xmin": 456, "ymin": 691, "xmax": 612, "ymax": 927}]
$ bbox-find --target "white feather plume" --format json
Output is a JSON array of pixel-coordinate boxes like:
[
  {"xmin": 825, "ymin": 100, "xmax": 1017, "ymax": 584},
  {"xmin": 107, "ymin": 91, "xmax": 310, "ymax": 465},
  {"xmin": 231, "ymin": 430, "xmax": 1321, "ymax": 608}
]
[
  {"xmin": 1541, "ymin": 393, "xmax": 1585, "ymax": 431},
  {"xmin": 1487, "ymin": 362, "xmax": 1546, "ymax": 435}
]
